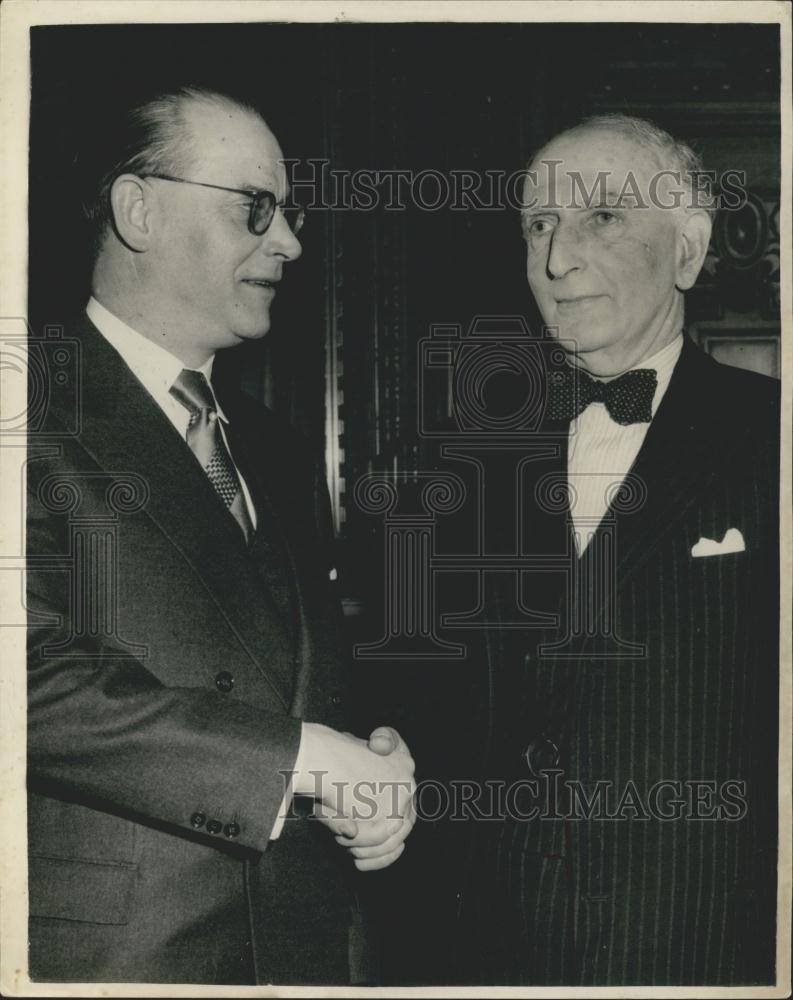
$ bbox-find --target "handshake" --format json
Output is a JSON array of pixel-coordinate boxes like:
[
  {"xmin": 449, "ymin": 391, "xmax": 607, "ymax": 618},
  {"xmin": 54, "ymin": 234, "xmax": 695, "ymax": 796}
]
[{"xmin": 295, "ymin": 723, "xmax": 417, "ymax": 871}]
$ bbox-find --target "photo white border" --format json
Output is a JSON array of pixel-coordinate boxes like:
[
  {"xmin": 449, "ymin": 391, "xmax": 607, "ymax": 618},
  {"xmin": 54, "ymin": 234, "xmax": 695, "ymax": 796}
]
[{"xmin": 1, "ymin": 2, "xmax": 789, "ymax": 997}]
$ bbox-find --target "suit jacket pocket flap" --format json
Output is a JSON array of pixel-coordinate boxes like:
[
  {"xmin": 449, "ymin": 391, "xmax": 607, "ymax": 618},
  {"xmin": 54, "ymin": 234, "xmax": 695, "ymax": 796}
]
[{"xmin": 29, "ymin": 855, "xmax": 137, "ymax": 925}]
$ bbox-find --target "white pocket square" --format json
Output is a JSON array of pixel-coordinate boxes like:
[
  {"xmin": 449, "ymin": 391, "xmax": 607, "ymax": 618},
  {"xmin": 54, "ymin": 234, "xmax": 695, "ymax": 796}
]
[{"xmin": 691, "ymin": 527, "xmax": 745, "ymax": 557}]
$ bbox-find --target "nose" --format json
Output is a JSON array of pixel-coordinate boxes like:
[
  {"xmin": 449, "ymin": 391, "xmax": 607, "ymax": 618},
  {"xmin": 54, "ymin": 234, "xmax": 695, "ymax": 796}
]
[
  {"xmin": 262, "ymin": 208, "xmax": 302, "ymax": 262},
  {"xmin": 546, "ymin": 220, "xmax": 583, "ymax": 280}
]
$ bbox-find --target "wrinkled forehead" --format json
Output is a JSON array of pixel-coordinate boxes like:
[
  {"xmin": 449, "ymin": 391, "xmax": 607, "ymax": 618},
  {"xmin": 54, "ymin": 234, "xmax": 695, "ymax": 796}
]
[
  {"xmin": 523, "ymin": 127, "xmax": 666, "ymax": 209},
  {"xmin": 184, "ymin": 100, "xmax": 288, "ymax": 194}
]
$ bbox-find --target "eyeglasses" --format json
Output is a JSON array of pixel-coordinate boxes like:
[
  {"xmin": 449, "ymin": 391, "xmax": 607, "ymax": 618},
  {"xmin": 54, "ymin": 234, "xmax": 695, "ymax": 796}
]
[{"xmin": 141, "ymin": 173, "xmax": 305, "ymax": 236}]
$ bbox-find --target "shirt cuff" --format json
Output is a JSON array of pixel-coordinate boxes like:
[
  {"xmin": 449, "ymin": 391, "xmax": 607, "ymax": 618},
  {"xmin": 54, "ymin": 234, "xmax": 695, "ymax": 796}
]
[{"xmin": 269, "ymin": 722, "xmax": 306, "ymax": 840}]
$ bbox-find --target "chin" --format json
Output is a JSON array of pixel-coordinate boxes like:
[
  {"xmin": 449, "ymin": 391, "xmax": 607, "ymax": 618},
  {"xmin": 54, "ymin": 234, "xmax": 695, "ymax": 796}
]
[
  {"xmin": 242, "ymin": 326, "xmax": 271, "ymax": 341},
  {"xmin": 547, "ymin": 326, "xmax": 602, "ymax": 355},
  {"xmin": 553, "ymin": 317, "xmax": 615, "ymax": 354},
  {"xmin": 234, "ymin": 317, "xmax": 272, "ymax": 342}
]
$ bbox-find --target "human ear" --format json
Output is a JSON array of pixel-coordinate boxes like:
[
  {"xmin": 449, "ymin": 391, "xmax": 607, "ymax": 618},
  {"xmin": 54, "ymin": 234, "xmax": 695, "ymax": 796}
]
[
  {"xmin": 675, "ymin": 210, "xmax": 712, "ymax": 291},
  {"xmin": 109, "ymin": 174, "xmax": 153, "ymax": 253}
]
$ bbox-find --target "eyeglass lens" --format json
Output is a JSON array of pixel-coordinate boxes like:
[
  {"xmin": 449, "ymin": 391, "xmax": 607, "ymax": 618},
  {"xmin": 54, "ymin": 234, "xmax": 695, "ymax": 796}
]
[{"xmin": 250, "ymin": 194, "xmax": 304, "ymax": 235}]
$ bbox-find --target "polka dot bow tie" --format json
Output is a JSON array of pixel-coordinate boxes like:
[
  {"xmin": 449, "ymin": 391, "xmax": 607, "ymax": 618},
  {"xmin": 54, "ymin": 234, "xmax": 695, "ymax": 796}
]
[{"xmin": 547, "ymin": 367, "xmax": 658, "ymax": 425}]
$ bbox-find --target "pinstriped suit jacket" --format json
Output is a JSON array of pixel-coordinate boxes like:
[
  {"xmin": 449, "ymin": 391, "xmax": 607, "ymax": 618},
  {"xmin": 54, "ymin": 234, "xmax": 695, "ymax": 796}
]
[{"xmin": 459, "ymin": 336, "xmax": 779, "ymax": 985}]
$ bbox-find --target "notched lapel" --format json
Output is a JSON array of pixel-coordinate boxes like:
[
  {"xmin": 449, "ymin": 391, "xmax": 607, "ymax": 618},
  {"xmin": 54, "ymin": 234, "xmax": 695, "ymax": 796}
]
[
  {"xmin": 578, "ymin": 338, "xmax": 727, "ymax": 600},
  {"xmin": 223, "ymin": 419, "xmax": 304, "ymax": 620},
  {"xmin": 220, "ymin": 403, "xmax": 319, "ymax": 720},
  {"xmin": 67, "ymin": 321, "xmax": 296, "ymax": 709}
]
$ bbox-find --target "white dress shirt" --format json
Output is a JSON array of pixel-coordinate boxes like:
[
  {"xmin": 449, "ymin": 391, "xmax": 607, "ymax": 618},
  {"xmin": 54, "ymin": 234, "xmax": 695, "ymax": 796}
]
[
  {"xmin": 86, "ymin": 296, "xmax": 303, "ymax": 837},
  {"xmin": 86, "ymin": 296, "xmax": 257, "ymax": 528},
  {"xmin": 567, "ymin": 335, "xmax": 683, "ymax": 554}
]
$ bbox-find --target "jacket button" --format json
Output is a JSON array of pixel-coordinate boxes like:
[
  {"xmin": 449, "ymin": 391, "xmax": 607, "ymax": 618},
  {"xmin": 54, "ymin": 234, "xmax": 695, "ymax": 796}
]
[
  {"xmin": 190, "ymin": 812, "xmax": 206, "ymax": 829},
  {"xmin": 329, "ymin": 693, "xmax": 343, "ymax": 707},
  {"xmin": 215, "ymin": 671, "xmax": 234, "ymax": 693},
  {"xmin": 206, "ymin": 819, "xmax": 222, "ymax": 835},
  {"xmin": 524, "ymin": 736, "xmax": 561, "ymax": 774},
  {"xmin": 224, "ymin": 822, "xmax": 240, "ymax": 839}
]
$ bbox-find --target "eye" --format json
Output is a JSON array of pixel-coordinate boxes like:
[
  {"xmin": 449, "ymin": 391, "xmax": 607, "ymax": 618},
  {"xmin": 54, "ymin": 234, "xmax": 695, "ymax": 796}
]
[
  {"xmin": 229, "ymin": 201, "xmax": 256, "ymax": 231},
  {"xmin": 525, "ymin": 217, "xmax": 555, "ymax": 237},
  {"xmin": 593, "ymin": 209, "xmax": 619, "ymax": 225}
]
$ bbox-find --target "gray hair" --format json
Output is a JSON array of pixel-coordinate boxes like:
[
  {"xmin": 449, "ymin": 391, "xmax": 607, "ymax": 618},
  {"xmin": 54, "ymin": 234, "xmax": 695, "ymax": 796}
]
[{"xmin": 532, "ymin": 112, "xmax": 717, "ymax": 217}]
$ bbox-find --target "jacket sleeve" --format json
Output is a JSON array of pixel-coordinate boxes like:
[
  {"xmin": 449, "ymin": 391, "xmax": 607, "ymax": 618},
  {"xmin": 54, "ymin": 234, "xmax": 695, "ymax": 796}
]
[{"xmin": 26, "ymin": 466, "xmax": 302, "ymax": 855}]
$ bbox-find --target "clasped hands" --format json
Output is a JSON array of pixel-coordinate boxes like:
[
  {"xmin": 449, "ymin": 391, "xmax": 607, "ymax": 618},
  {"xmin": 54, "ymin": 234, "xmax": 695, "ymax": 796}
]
[{"xmin": 296, "ymin": 722, "xmax": 416, "ymax": 871}]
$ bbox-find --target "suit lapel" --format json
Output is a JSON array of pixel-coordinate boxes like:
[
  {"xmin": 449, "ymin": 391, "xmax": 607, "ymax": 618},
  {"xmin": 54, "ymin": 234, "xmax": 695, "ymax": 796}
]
[
  {"xmin": 577, "ymin": 336, "xmax": 726, "ymax": 603},
  {"xmin": 221, "ymin": 403, "xmax": 322, "ymax": 721},
  {"xmin": 60, "ymin": 318, "xmax": 296, "ymax": 708},
  {"xmin": 223, "ymin": 415, "xmax": 304, "ymax": 617}
]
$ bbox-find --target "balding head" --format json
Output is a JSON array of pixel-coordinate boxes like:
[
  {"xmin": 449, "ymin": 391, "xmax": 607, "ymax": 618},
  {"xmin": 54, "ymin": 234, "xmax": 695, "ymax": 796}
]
[
  {"xmin": 529, "ymin": 114, "xmax": 716, "ymax": 218},
  {"xmin": 87, "ymin": 86, "xmax": 302, "ymax": 367},
  {"xmin": 521, "ymin": 115, "xmax": 713, "ymax": 375},
  {"xmin": 81, "ymin": 86, "xmax": 258, "ymax": 262}
]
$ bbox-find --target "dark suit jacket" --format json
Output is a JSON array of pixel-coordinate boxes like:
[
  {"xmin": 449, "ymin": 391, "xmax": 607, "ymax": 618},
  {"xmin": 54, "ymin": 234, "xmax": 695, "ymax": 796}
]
[
  {"xmin": 26, "ymin": 316, "xmax": 352, "ymax": 984},
  {"xmin": 457, "ymin": 336, "xmax": 779, "ymax": 985}
]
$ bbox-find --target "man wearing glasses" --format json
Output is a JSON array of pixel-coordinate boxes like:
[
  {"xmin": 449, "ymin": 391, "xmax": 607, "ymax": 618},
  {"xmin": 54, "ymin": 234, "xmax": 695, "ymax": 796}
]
[{"xmin": 26, "ymin": 86, "xmax": 415, "ymax": 985}]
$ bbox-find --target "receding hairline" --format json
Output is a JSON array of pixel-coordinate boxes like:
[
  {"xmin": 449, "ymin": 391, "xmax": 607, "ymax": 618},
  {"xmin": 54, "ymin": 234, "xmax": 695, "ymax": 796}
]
[
  {"xmin": 529, "ymin": 121, "xmax": 670, "ymax": 173},
  {"xmin": 527, "ymin": 113, "xmax": 709, "ymax": 179},
  {"xmin": 82, "ymin": 85, "xmax": 279, "ymax": 265},
  {"xmin": 177, "ymin": 87, "xmax": 269, "ymax": 130},
  {"xmin": 523, "ymin": 113, "xmax": 716, "ymax": 217},
  {"xmin": 165, "ymin": 87, "xmax": 275, "ymax": 174}
]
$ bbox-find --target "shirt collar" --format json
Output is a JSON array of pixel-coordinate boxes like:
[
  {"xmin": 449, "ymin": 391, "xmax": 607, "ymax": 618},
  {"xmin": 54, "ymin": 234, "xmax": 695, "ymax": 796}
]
[
  {"xmin": 629, "ymin": 333, "xmax": 684, "ymax": 378},
  {"xmin": 86, "ymin": 296, "xmax": 228, "ymax": 422},
  {"xmin": 632, "ymin": 334, "xmax": 684, "ymax": 418}
]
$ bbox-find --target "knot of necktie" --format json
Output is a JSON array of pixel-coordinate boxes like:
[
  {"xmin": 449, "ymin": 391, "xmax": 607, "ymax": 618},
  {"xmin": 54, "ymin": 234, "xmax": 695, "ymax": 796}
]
[
  {"xmin": 170, "ymin": 368, "xmax": 216, "ymax": 416},
  {"xmin": 547, "ymin": 367, "xmax": 657, "ymax": 425}
]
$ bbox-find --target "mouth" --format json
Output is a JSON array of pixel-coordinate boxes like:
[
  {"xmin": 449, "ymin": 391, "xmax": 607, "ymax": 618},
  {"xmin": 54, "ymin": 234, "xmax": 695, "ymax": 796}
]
[
  {"xmin": 555, "ymin": 294, "xmax": 604, "ymax": 308},
  {"xmin": 242, "ymin": 279, "xmax": 279, "ymax": 290}
]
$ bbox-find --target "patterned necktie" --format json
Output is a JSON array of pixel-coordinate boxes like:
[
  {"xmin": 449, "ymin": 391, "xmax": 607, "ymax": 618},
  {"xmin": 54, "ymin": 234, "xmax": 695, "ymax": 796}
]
[
  {"xmin": 547, "ymin": 367, "xmax": 658, "ymax": 425},
  {"xmin": 170, "ymin": 369, "xmax": 254, "ymax": 542}
]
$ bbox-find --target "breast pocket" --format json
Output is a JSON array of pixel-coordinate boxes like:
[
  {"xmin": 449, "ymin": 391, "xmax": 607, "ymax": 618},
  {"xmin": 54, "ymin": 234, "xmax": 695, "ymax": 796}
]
[{"xmin": 689, "ymin": 547, "xmax": 753, "ymax": 609}]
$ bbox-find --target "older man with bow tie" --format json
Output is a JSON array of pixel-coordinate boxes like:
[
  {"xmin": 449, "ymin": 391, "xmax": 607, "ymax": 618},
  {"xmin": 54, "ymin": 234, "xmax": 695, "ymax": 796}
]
[{"xmin": 455, "ymin": 113, "xmax": 779, "ymax": 987}]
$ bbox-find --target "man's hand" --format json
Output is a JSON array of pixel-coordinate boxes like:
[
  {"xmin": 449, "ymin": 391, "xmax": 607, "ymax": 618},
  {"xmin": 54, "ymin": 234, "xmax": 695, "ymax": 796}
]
[
  {"xmin": 336, "ymin": 725, "xmax": 416, "ymax": 871},
  {"xmin": 367, "ymin": 725, "xmax": 402, "ymax": 756},
  {"xmin": 296, "ymin": 722, "xmax": 417, "ymax": 871}
]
